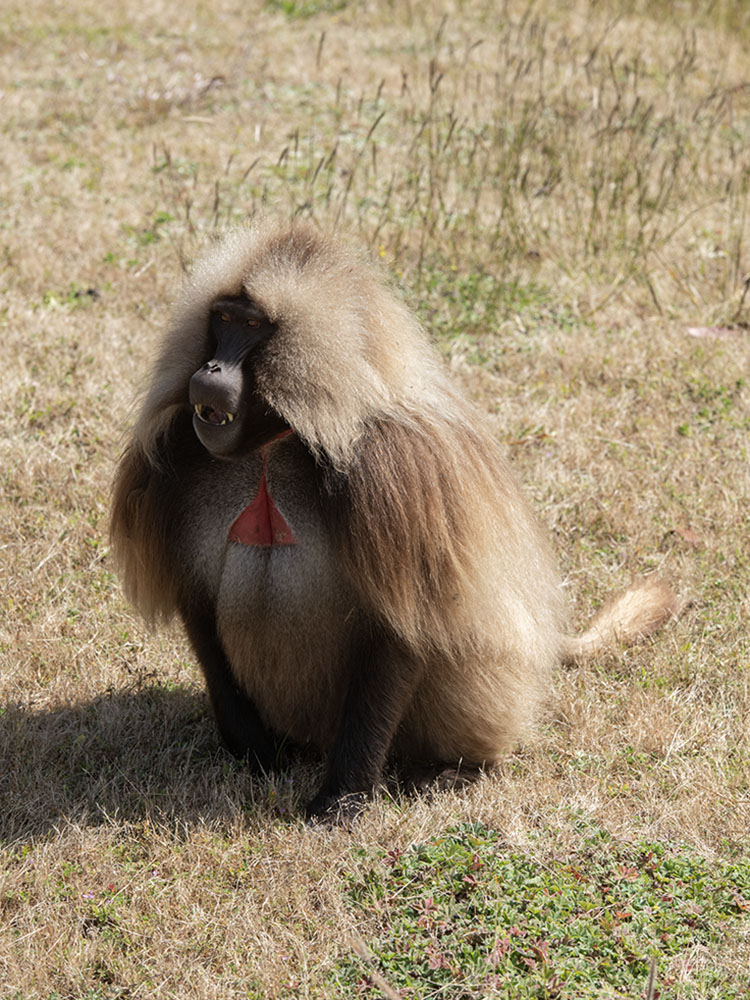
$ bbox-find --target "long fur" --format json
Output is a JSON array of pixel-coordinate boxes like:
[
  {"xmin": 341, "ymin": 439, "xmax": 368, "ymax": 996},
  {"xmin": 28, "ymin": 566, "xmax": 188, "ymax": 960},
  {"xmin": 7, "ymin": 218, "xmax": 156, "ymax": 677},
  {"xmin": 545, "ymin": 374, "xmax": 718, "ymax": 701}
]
[
  {"xmin": 560, "ymin": 577, "xmax": 685, "ymax": 666},
  {"xmin": 111, "ymin": 217, "xmax": 680, "ymax": 765}
]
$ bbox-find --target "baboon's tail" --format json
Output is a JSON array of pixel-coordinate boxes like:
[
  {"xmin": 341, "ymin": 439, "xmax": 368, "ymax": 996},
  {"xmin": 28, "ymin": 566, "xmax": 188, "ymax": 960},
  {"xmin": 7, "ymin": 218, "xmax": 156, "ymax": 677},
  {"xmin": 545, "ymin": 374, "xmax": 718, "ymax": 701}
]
[{"xmin": 561, "ymin": 577, "xmax": 686, "ymax": 666}]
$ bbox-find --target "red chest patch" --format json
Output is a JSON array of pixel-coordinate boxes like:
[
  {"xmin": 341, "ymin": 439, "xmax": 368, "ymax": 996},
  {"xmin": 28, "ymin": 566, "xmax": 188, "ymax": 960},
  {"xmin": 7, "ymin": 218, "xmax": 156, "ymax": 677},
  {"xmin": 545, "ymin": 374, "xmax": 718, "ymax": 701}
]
[{"xmin": 228, "ymin": 437, "xmax": 298, "ymax": 547}]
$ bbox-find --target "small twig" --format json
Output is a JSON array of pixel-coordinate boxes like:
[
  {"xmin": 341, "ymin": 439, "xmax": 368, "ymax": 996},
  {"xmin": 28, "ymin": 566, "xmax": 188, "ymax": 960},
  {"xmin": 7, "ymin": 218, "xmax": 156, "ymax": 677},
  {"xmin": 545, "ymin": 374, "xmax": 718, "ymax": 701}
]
[
  {"xmin": 316, "ymin": 30, "xmax": 326, "ymax": 70},
  {"xmin": 348, "ymin": 937, "xmax": 403, "ymax": 1000},
  {"xmin": 132, "ymin": 257, "xmax": 154, "ymax": 278},
  {"xmin": 731, "ymin": 273, "xmax": 750, "ymax": 324},
  {"xmin": 645, "ymin": 956, "xmax": 657, "ymax": 1000}
]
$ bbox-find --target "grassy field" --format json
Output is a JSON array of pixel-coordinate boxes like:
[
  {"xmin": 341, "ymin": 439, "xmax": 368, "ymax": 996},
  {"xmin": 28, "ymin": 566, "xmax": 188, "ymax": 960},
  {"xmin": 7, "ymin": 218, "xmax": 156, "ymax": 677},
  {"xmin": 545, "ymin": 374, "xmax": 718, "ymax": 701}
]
[{"xmin": 1, "ymin": 0, "xmax": 749, "ymax": 996}]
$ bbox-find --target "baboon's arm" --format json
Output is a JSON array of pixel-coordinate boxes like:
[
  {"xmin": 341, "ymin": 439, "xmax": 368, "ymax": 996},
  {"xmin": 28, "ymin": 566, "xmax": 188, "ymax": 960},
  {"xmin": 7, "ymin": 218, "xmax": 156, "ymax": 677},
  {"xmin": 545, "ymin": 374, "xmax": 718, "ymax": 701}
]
[
  {"xmin": 182, "ymin": 605, "xmax": 279, "ymax": 772},
  {"xmin": 306, "ymin": 621, "xmax": 422, "ymax": 822}
]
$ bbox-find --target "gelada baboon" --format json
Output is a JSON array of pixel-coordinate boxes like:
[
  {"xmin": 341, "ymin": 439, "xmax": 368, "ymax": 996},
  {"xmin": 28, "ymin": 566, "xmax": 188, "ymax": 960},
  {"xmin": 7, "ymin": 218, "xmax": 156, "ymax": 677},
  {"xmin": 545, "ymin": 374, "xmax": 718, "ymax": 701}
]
[{"xmin": 111, "ymin": 218, "xmax": 680, "ymax": 820}]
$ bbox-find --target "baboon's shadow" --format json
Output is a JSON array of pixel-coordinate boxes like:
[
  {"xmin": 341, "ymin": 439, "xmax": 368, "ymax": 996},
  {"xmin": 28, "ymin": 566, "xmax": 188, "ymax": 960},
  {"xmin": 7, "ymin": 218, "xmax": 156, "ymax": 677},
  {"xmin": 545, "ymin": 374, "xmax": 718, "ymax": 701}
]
[{"xmin": 0, "ymin": 686, "xmax": 316, "ymax": 843}]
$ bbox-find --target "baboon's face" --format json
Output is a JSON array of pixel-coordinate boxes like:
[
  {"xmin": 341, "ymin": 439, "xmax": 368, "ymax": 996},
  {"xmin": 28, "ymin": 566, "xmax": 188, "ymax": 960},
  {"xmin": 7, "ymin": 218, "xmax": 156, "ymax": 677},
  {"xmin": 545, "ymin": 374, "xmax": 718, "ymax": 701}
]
[{"xmin": 188, "ymin": 295, "xmax": 287, "ymax": 458}]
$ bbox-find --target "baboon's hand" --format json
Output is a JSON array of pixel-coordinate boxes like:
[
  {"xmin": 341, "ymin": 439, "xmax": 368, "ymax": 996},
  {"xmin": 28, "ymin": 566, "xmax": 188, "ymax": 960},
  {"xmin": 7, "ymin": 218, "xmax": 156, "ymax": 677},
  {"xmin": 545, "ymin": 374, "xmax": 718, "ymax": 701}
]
[{"xmin": 305, "ymin": 790, "xmax": 368, "ymax": 828}]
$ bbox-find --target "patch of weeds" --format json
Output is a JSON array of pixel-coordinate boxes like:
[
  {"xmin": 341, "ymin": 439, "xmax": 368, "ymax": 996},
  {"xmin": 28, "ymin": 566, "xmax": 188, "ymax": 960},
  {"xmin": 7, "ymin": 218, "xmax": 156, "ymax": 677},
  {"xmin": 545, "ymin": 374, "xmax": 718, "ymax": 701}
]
[
  {"xmin": 46, "ymin": 989, "xmax": 130, "ymax": 1000},
  {"xmin": 415, "ymin": 264, "xmax": 557, "ymax": 344},
  {"xmin": 683, "ymin": 375, "xmax": 747, "ymax": 432},
  {"xmin": 121, "ymin": 211, "xmax": 176, "ymax": 251},
  {"xmin": 151, "ymin": 150, "xmax": 199, "ymax": 181},
  {"xmin": 41, "ymin": 283, "xmax": 101, "ymax": 308},
  {"xmin": 336, "ymin": 822, "xmax": 750, "ymax": 998},
  {"xmin": 568, "ymin": 751, "xmax": 608, "ymax": 775},
  {"xmin": 266, "ymin": 0, "xmax": 348, "ymax": 18}
]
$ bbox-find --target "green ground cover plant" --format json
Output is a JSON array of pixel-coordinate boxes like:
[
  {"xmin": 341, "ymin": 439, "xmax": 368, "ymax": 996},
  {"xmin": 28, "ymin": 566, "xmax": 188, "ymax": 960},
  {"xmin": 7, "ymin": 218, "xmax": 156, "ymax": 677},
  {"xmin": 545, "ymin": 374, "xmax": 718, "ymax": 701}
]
[
  {"xmin": 338, "ymin": 823, "xmax": 750, "ymax": 997},
  {"xmin": 0, "ymin": 0, "xmax": 749, "ymax": 996}
]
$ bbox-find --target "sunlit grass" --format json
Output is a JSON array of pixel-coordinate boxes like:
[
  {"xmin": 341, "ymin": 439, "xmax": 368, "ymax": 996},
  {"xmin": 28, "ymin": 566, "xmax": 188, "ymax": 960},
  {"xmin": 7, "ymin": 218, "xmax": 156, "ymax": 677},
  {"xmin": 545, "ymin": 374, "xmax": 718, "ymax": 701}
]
[{"xmin": 0, "ymin": 0, "xmax": 748, "ymax": 996}]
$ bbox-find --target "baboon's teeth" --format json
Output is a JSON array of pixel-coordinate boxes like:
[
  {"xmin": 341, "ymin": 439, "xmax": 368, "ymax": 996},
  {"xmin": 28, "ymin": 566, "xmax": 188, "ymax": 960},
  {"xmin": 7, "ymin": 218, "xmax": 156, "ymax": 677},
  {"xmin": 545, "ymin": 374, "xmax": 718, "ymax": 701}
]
[{"xmin": 194, "ymin": 403, "xmax": 236, "ymax": 426}]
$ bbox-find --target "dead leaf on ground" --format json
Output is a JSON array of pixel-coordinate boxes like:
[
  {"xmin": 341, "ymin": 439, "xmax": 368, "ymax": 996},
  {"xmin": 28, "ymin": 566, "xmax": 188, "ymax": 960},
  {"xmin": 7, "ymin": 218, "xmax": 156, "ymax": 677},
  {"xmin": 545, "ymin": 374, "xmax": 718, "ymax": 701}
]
[
  {"xmin": 665, "ymin": 526, "xmax": 705, "ymax": 548},
  {"xmin": 685, "ymin": 326, "xmax": 743, "ymax": 341}
]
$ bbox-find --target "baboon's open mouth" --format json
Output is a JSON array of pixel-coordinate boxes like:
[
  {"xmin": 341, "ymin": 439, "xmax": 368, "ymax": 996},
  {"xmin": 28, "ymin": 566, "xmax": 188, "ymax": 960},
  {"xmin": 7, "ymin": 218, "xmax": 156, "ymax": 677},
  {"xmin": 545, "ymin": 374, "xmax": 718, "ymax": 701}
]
[{"xmin": 194, "ymin": 403, "xmax": 235, "ymax": 426}]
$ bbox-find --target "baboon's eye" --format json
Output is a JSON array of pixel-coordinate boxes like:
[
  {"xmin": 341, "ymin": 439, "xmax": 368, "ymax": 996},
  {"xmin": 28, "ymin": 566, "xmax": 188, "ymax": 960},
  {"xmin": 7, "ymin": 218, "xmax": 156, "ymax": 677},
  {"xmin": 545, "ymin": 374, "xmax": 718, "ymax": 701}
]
[
  {"xmin": 247, "ymin": 318, "xmax": 260, "ymax": 328},
  {"xmin": 220, "ymin": 313, "xmax": 230, "ymax": 322}
]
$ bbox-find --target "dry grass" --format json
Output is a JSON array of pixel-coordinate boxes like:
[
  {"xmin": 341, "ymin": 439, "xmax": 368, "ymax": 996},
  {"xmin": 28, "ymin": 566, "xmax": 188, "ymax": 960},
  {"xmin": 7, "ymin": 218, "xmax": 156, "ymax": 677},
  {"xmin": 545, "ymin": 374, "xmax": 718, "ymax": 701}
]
[{"xmin": 1, "ymin": 0, "xmax": 749, "ymax": 996}]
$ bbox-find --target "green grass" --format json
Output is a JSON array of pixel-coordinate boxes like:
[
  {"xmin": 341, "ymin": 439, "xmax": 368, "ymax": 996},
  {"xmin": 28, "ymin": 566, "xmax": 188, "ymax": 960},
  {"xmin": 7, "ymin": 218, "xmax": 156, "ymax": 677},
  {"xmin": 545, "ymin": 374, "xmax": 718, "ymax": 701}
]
[
  {"xmin": 1, "ymin": 0, "xmax": 749, "ymax": 996},
  {"xmin": 339, "ymin": 823, "xmax": 750, "ymax": 998}
]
